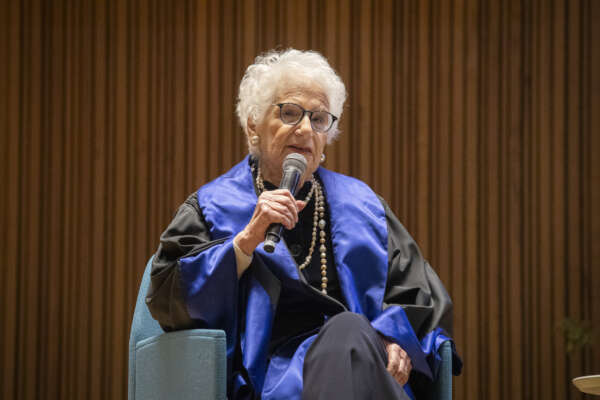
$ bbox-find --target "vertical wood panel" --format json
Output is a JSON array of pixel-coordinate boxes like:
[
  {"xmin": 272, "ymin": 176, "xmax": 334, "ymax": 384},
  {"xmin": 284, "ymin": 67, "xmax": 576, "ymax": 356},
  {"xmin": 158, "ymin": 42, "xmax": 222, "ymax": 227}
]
[
  {"xmin": 90, "ymin": 2, "xmax": 107, "ymax": 398},
  {"xmin": 464, "ymin": 0, "xmax": 480, "ymax": 394},
  {"xmin": 450, "ymin": 1, "xmax": 467, "ymax": 396},
  {"xmin": 589, "ymin": 0, "xmax": 600, "ymax": 385},
  {"xmin": 1, "ymin": 1, "xmax": 20, "ymax": 399},
  {"xmin": 0, "ymin": 1, "xmax": 598, "ymax": 399},
  {"xmin": 416, "ymin": 0, "xmax": 431, "ymax": 254},
  {"xmin": 551, "ymin": 1, "xmax": 568, "ymax": 398},
  {"xmin": 521, "ymin": 2, "xmax": 534, "ymax": 398},
  {"xmin": 565, "ymin": 0, "xmax": 584, "ymax": 397},
  {"xmin": 507, "ymin": 0, "xmax": 524, "ymax": 397},
  {"xmin": 357, "ymin": 0, "xmax": 372, "ymax": 183},
  {"xmin": 74, "ymin": 2, "xmax": 93, "ymax": 398},
  {"xmin": 482, "ymin": 1, "xmax": 501, "ymax": 398},
  {"xmin": 110, "ymin": 0, "xmax": 127, "ymax": 397},
  {"xmin": 333, "ymin": 0, "xmax": 351, "ymax": 174}
]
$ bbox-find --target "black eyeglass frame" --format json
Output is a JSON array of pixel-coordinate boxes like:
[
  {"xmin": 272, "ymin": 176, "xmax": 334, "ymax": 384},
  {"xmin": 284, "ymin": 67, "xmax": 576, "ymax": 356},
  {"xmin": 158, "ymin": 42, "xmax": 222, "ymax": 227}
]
[{"xmin": 274, "ymin": 103, "xmax": 338, "ymax": 133}]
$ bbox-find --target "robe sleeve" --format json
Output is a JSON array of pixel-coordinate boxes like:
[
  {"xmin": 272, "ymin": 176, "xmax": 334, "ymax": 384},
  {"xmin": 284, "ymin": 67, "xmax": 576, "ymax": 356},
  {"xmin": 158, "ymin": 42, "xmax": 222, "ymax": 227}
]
[
  {"xmin": 145, "ymin": 192, "xmax": 239, "ymax": 342},
  {"xmin": 371, "ymin": 196, "xmax": 462, "ymax": 379}
]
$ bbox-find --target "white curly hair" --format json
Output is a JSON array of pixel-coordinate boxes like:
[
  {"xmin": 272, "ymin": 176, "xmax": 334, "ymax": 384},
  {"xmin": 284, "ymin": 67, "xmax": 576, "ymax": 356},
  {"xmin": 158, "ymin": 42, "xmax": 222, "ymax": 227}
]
[{"xmin": 236, "ymin": 49, "xmax": 347, "ymax": 151}]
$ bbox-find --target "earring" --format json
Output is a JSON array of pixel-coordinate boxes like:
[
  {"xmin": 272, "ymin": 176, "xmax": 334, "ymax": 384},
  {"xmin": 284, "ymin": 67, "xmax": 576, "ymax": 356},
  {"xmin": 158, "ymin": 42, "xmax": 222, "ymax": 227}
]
[
  {"xmin": 320, "ymin": 153, "xmax": 326, "ymax": 163},
  {"xmin": 250, "ymin": 136, "xmax": 260, "ymax": 146}
]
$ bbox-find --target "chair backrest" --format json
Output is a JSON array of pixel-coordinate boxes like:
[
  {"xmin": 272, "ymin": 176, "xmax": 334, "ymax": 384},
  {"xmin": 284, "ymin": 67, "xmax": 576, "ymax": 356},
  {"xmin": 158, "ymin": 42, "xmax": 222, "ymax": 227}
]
[
  {"xmin": 130, "ymin": 257, "xmax": 164, "ymax": 345},
  {"xmin": 128, "ymin": 257, "xmax": 164, "ymax": 395}
]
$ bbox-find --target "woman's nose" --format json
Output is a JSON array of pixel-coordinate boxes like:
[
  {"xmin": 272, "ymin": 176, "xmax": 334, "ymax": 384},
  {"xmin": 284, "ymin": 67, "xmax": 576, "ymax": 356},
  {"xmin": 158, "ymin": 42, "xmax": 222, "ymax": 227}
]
[{"xmin": 297, "ymin": 114, "xmax": 313, "ymax": 133}]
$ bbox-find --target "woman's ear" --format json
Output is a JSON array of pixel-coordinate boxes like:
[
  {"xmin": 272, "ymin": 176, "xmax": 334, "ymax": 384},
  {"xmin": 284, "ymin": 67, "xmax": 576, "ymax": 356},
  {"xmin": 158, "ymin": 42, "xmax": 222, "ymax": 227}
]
[
  {"xmin": 246, "ymin": 117, "xmax": 261, "ymax": 153},
  {"xmin": 246, "ymin": 117, "xmax": 257, "ymax": 137}
]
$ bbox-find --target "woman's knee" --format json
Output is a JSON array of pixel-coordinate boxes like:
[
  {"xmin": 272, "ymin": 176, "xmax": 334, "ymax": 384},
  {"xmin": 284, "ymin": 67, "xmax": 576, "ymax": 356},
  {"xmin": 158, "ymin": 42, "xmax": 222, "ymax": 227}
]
[
  {"xmin": 319, "ymin": 312, "xmax": 373, "ymax": 344},
  {"xmin": 327, "ymin": 311, "xmax": 369, "ymax": 328},
  {"xmin": 306, "ymin": 312, "xmax": 386, "ymax": 369}
]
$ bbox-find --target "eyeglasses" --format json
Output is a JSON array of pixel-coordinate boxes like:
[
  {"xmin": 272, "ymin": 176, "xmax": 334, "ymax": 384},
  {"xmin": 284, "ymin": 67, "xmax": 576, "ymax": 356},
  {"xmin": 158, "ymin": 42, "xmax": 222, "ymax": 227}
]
[{"xmin": 274, "ymin": 103, "xmax": 338, "ymax": 133}]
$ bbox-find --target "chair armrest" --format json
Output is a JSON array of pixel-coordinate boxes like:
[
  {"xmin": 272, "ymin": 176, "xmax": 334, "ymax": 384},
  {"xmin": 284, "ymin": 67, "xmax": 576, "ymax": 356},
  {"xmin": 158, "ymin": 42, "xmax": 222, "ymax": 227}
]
[
  {"xmin": 129, "ymin": 329, "xmax": 226, "ymax": 400},
  {"xmin": 425, "ymin": 340, "xmax": 453, "ymax": 400}
]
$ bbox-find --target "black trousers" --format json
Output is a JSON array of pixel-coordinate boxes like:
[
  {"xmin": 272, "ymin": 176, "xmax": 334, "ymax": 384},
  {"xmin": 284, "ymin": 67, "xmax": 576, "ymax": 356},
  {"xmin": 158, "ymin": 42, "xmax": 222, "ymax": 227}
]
[{"xmin": 302, "ymin": 312, "xmax": 411, "ymax": 400}]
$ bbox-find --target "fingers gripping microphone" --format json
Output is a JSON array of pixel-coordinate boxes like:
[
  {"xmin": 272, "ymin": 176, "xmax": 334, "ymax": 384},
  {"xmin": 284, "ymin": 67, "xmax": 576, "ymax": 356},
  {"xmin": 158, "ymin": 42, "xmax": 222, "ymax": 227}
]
[{"xmin": 263, "ymin": 153, "xmax": 307, "ymax": 253}]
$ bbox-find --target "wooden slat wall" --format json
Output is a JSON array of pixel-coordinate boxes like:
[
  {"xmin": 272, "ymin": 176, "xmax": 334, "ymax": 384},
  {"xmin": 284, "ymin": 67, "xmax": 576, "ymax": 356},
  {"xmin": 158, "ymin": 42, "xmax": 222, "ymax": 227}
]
[{"xmin": 1, "ymin": 1, "xmax": 598, "ymax": 399}]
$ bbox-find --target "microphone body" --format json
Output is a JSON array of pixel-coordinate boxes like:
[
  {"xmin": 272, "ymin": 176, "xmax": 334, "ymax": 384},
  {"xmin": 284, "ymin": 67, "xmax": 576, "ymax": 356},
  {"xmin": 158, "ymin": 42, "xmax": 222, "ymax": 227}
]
[{"xmin": 263, "ymin": 153, "xmax": 307, "ymax": 253}]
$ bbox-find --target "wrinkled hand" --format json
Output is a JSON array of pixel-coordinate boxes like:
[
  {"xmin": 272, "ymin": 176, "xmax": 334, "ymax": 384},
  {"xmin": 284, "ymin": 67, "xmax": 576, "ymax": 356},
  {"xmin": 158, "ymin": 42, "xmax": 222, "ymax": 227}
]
[
  {"xmin": 381, "ymin": 336, "xmax": 412, "ymax": 386},
  {"xmin": 235, "ymin": 189, "xmax": 306, "ymax": 255}
]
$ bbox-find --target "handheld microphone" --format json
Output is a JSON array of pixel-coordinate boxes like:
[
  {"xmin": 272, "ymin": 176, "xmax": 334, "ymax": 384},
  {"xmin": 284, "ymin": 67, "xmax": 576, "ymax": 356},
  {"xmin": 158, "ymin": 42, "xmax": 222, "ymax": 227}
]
[{"xmin": 263, "ymin": 153, "xmax": 307, "ymax": 253}]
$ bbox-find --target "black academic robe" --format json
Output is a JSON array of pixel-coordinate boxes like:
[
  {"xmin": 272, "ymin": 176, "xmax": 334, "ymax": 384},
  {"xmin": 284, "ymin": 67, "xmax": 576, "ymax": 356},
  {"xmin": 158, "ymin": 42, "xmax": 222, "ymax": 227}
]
[{"xmin": 146, "ymin": 156, "xmax": 461, "ymax": 399}]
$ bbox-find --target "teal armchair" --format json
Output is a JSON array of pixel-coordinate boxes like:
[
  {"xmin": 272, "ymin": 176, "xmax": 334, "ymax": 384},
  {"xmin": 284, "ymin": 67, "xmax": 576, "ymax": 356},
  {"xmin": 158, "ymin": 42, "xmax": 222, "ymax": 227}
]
[
  {"xmin": 128, "ymin": 258, "xmax": 227, "ymax": 400},
  {"xmin": 128, "ymin": 258, "xmax": 453, "ymax": 400}
]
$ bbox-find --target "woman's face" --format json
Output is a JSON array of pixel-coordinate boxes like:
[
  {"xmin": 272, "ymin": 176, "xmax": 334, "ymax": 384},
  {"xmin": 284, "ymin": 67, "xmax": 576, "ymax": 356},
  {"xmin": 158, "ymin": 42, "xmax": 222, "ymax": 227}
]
[{"xmin": 248, "ymin": 81, "xmax": 330, "ymax": 185}]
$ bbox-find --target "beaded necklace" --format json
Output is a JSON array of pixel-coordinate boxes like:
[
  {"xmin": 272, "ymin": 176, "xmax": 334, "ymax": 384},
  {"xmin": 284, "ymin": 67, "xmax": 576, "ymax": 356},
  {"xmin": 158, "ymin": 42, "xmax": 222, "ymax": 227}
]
[{"xmin": 253, "ymin": 165, "xmax": 329, "ymax": 294}]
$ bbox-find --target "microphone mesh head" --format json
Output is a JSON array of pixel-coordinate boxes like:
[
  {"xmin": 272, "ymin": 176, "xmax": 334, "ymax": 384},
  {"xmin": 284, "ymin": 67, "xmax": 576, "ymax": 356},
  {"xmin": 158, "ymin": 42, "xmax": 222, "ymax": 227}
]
[{"xmin": 282, "ymin": 153, "xmax": 307, "ymax": 174}]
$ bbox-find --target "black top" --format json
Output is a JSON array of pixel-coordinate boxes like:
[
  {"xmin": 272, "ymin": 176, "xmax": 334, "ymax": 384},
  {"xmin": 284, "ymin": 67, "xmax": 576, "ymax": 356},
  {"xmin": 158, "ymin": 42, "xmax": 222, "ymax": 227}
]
[{"xmin": 261, "ymin": 177, "xmax": 346, "ymax": 352}]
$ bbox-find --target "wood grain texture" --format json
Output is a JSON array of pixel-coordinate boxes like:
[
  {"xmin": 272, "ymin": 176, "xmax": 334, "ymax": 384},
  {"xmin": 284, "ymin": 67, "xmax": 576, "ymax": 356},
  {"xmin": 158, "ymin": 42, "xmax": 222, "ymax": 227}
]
[{"xmin": 1, "ymin": 1, "xmax": 598, "ymax": 399}]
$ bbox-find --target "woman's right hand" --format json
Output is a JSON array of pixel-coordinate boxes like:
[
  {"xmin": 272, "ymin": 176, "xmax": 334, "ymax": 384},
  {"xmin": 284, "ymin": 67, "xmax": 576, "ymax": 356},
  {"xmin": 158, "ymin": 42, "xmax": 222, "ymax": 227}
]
[
  {"xmin": 234, "ymin": 189, "xmax": 306, "ymax": 256},
  {"xmin": 381, "ymin": 336, "xmax": 413, "ymax": 386}
]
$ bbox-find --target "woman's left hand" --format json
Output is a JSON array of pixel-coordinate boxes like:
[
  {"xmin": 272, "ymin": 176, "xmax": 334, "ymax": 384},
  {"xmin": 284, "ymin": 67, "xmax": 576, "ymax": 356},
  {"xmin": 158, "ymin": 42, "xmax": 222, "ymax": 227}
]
[{"xmin": 381, "ymin": 336, "xmax": 412, "ymax": 386}]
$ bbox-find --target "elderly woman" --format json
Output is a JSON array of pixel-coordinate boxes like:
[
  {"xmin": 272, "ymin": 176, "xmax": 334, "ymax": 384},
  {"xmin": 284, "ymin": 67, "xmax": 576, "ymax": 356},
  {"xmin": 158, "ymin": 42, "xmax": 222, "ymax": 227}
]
[{"xmin": 146, "ymin": 49, "xmax": 460, "ymax": 400}]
